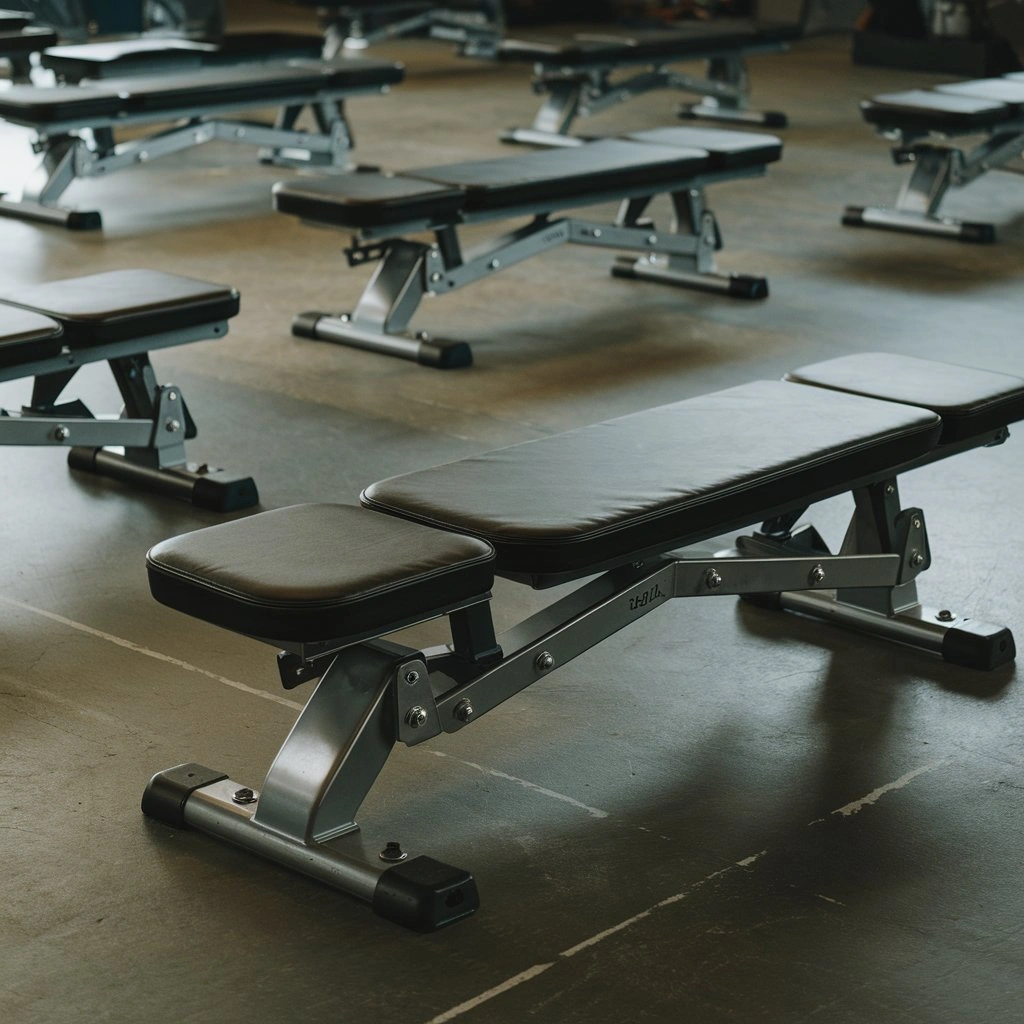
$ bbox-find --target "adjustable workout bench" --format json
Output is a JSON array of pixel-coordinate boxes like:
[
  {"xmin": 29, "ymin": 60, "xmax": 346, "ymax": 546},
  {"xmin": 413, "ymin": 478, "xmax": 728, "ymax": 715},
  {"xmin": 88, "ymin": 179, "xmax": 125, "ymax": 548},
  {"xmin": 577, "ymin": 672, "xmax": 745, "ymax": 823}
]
[
  {"xmin": 274, "ymin": 125, "xmax": 781, "ymax": 368},
  {"xmin": 0, "ymin": 58, "xmax": 403, "ymax": 230},
  {"xmin": 498, "ymin": 19, "xmax": 801, "ymax": 146},
  {"xmin": 282, "ymin": 1, "xmax": 504, "ymax": 58},
  {"xmin": 143, "ymin": 352, "xmax": 1021, "ymax": 929},
  {"xmin": 844, "ymin": 75, "xmax": 1024, "ymax": 242},
  {"xmin": 0, "ymin": 14, "xmax": 58, "ymax": 82},
  {"xmin": 0, "ymin": 269, "xmax": 256, "ymax": 511}
]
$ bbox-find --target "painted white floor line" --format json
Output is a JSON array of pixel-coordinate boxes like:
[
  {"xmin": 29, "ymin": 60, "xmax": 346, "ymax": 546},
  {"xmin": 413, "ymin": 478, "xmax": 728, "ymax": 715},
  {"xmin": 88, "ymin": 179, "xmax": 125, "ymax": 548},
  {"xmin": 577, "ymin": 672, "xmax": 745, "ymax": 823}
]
[
  {"xmin": 0, "ymin": 595, "xmax": 302, "ymax": 712},
  {"xmin": 423, "ymin": 762, "xmax": 945, "ymax": 1024},
  {"xmin": 429, "ymin": 751, "xmax": 609, "ymax": 819}
]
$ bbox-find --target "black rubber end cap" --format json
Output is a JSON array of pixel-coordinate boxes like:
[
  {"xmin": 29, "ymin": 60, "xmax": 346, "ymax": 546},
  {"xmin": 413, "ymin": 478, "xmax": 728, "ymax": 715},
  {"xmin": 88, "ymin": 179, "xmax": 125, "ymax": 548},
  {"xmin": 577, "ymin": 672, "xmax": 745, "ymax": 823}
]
[
  {"xmin": 67, "ymin": 446, "xmax": 99, "ymax": 472},
  {"xmin": 292, "ymin": 311, "xmax": 326, "ymax": 340},
  {"xmin": 417, "ymin": 340, "xmax": 473, "ymax": 369},
  {"xmin": 729, "ymin": 274, "xmax": 769, "ymax": 300},
  {"xmin": 841, "ymin": 206, "xmax": 866, "ymax": 228},
  {"xmin": 373, "ymin": 856, "xmax": 479, "ymax": 932},
  {"xmin": 762, "ymin": 111, "xmax": 789, "ymax": 128},
  {"xmin": 942, "ymin": 623, "xmax": 1015, "ymax": 671},
  {"xmin": 67, "ymin": 210, "xmax": 102, "ymax": 231},
  {"xmin": 739, "ymin": 592, "xmax": 783, "ymax": 610},
  {"xmin": 142, "ymin": 763, "xmax": 227, "ymax": 828},
  {"xmin": 192, "ymin": 475, "xmax": 260, "ymax": 513},
  {"xmin": 959, "ymin": 221, "xmax": 996, "ymax": 244}
]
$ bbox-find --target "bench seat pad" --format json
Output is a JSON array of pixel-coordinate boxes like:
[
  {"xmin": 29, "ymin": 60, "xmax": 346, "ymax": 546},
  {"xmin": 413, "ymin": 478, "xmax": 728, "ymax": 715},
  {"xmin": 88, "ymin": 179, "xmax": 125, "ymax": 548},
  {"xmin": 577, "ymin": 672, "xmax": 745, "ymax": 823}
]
[
  {"xmin": 0, "ymin": 307, "xmax": 63, "ymax": 369},
  {"xmin": 147, "ymin": 504, "xmax": 496, "ymax": 643},
  {"xmin": 624, "ymin": 127, "xmax": 782, "ymax": 171},
  {"xmin": 0, "ymin": 270, "xmax": 239, "ymax": 346},
  {"xmin": 785, "ymin": 353, "xmax": 1024, "ymax": 445},
  {"xmin": 40, "ymin": 39, "xmax": 217, "ymax": 78},
  {"xmin": 861, "ymin": 89, "xmax": 1012, "ymax": 133},
  {"xmin": 0, "ymin": 10, "xmax": 32, "ymax": 30},
  {"xmin": 0, "ymin": 59, "xmax": 403, "ymax": 125},
  {"xmin": 0, "ymin": 26, "xmax": 57, "ymax": 55},
  {"xmin": 498, "ymin": 20, "xmax": 800, "ymax": 67},
  {"xmin": 936, "ymin": 78, "xmax": 1024, "ymax": 107},
  {"xmin": 362, "ymin": 380, "xmax": 942, "ymax": 581}
]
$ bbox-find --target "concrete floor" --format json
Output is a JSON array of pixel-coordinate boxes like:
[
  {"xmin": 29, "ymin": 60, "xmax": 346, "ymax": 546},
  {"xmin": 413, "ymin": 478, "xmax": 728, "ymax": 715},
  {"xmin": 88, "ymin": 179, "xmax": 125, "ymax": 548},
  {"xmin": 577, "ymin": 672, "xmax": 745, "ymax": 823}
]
[{"xmin": 2, "ymin": 7, "xmax": 1023, "ymax": 1023}]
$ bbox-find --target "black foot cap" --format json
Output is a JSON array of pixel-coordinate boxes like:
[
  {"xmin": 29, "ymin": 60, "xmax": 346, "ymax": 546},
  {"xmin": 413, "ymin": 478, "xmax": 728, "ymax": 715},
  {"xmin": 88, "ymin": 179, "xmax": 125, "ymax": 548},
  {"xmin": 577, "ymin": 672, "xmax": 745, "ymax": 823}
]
[
  {"xmin": 192, "ymin": 473, "xmax": 259, "ymax": 513},
  {"xmin": 417, "ymin": 340, "xmax": 473, "ymax": 369},
  {"xmin": 142, "ymin": 763, "xmax": 227, "ymax": 828},
  {"xmin": 292, "ymin": 311, "xmax": 325, "ymax": 340},
  {"xmin": 762, "ymin": 111, "xmax": 789, "ymax": 129},
  {"xmin": 841, "ymin": 206, "xmax": 866, "ymax": 228},
  {"xmin": 729, "ymin": 274, "xmax": 769, "ymax": 300},
  {"xmin": 942, "ymin": 623, "xmax": 1015, "ymax": 671},
  {"xmin": 373, "ymin": 856, "xmax": 479, "ymax": 931},
  {"xmin": 958, "ymin": 221, "xmax": 996, "ymax": 244},
  {"xmin": 67, "ymin": 210, "xmax": 102, "ymax": 231}
]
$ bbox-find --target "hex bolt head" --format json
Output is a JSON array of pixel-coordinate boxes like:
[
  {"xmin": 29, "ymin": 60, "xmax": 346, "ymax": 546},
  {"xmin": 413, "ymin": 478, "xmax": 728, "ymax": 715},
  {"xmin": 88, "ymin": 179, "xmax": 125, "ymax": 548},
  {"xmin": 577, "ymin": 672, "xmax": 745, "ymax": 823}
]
[
  {"xmin": 404, "ymin": 670, "xmax": 420, "ymax": 686},
  {"xmin": 489, "ymin": 258, "xmax": 501, "ymax": 270},
  {"xmin": 535, "ymin": 651, "xmax": 555, "ymax": 673},
  {"xmin": 704, "ymin": 568, "xmax": 723, "ymax": 590},
  {"xmin": 379, "ymin": 841, "xmax": 408, "ymax": 864},
  {"xmin": 165, "ymin": 418, "xmax": 181, "ymax": 433},
  {"xmin": 231, "ymin": 787, "xmax": 257, "ymax": 805},
  {"xmin": 885, "ymin": 484, "xmax": 896, "ymax": 496},
  {"xmin": 647, "ymin": 235, "xmax": 658, "ymax": 245},
  {"xmin": 53, "ymin": 425, "xmax": 70, "ymax": 442},
  {"xmin": 911, "ymin": 551, "xmax": 925, "ymax": 567},
  {"xmin": 809, "ymin": 564, "xmax": 826, "ymax": 585},
  {"xmin": 912, "ymin": 517, "xmax": 922, "ymax": 530},
  {"xmin": 937, "ymin": 609, "xmax": 956, "ymax": 622},
  {"xmin": 430, "ymin": 272, "xmax": 443, "ymax": 283},
  {"xmin": 405, "ymin": 706, "xmax": 428, "ymax": 728},
  {"xmin": 454, "ymin": 698, "xmax": 474, "ymax": 723},
  {"xmin": 167, "ymin": 391, "xmax": 178, "ymax": 403},
  {"xmin": 592, "ymin": 228, "xmax": 602, "ymax": 238}
]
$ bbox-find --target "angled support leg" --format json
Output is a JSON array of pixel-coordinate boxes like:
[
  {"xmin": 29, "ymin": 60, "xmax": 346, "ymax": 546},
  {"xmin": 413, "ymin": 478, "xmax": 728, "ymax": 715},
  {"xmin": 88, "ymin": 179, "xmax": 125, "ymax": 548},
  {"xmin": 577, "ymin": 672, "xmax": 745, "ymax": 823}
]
[
  {"xmin": 500, "ymin": 79, "xmax": 586, "ymax": 147},
  {"xmin": 679, "ymin": 54, "xmax": 788, "ymax": 129}
]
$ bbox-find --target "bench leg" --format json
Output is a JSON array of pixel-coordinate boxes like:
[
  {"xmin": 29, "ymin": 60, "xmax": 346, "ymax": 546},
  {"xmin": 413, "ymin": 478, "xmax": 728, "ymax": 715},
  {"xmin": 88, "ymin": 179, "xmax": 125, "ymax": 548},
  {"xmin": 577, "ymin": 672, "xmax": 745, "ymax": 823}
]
[
  {"xmin": 142, "ymin": 643, "xmax": 479, "ymax": 931},
  {"xmin": 740, "ymin": 479, "xmax": 1015, "ymax": 670},
  {"xmin": 678, "ymin": 55, "xmax": 788, "ymax": 130},
  {"xmin": 293, "ymin": 239, "xmax": 472, "ymax": 368},
  {"xmin": 500, "ymin": 80, "xmax": 584, "ymax": 147},
  {"xmin": 842, "ymin": 147, "xmax": 995, "ymax": 243}
]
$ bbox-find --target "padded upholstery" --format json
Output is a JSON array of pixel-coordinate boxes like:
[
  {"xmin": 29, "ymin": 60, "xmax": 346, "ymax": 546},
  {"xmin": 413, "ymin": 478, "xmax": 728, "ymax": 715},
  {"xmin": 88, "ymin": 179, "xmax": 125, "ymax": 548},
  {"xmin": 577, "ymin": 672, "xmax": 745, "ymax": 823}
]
[
  {"xmin": 937, "ymin": 78, "xmax": 1024, "ymax": 107},
  {"xmin": 785, "ymin": 353, "xmax": 1024, "ymax": 445},
  {"xmin": 0, "ymin": 270, "xmax": 239, "ymax": 346},
  {"xmin": 0, "ymin": 59, "xmax": 404, "ymax": 126},
  {"xmin": 624, "ymin": 127, "xmax": 783, "ymax": 171},
  {"xmin": 0, "ymin": 26, "xmax": 57, "ymax": 55},
  {"xmin": 274, "ymin": 173, "xmax": 466, "ymax": 228},
  {"xmin": 0, "ymin": 307, "xmax": 63, "ymax": 370},
  {"xmin": 0, "ymin": 11, "xmax": 32, "ymax": 30},
  {"xmin": 41, "ymin": 39, "xmax": 216, "ymax": 79},
  {"xmin": 147, "ymin": 504, "xmax": 496, "ymax": 643},
  {"xmin": 362, "ymin": 380, "xmax": 942, "ymax": 582},
  {"xmin": 498, "ymin": 20, "xmax": 801, "ymax": 67},
  {"xmin": 411, "ymin": 140, "xmax": 711, "ymax": 213},
  {"xmin": 861, "ymin": 89, "xmax": 1011, "ymax": 133}
]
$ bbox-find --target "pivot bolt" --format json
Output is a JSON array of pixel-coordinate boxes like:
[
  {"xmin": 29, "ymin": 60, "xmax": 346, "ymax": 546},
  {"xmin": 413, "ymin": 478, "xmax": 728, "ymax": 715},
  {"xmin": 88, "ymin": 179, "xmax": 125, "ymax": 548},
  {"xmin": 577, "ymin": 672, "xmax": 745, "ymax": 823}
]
[
  {"xmin": 647, "ymin": 234, "xmax": 658, "ymax": 245},
  {"xmin": 809, "ymin": 564, "xmax": 826, "ymax": 585},
  {"xmin": 489, "ymin": 259, "xmax": 501, "ymax": 270},
  {"xmin": 53, "ymin": 425, "xmax": 70, "ymax": 441},
  {"xmin": 430, "ymin": 272, "xmax": 442, "ymax": 283},
  {"xmin": 912, "ymin": 517, "xmax": 922, "ymax": 530},
  {"xmin": 379, "ymin": 841, "xmax": 407, "ymax": 864},
  {"xmin": 885, "ymin": 484, "xmax": 896, "ymax": 496},
  {"xmin": 167, "ymin": 391, "xmax": 178, "ymax": 402},
  {"xmin": 911, "ymin": 551, "xmax": 925, "ymax": 567},
  {"xmin": 592, "ymin": 228, "xmax": 602, "ymax": 238},
  {"xmin": 704, "ymin": 568, "xmax": 723, "ymax": 589},
  {"xmin": 937, "ymin": 609, "xmax": 956, "ymax": 622},
  {"xmin": 404, "ymin": 670, "xmax": 420, "ymax": 686},
  {"xmin": 165, "ymin": 419, "xmax": 181, "ymax": 433},
  {"xmin": 405, "ymin": 706, "xmax": 428, "ymax": 728},
  {"xmin": 535, "ymin": 651, "xmax": 555, "ymax": 673},
  {"xmin": 231, "ymin": 787, "xmax": 257, "ymax": 805},
  {"xmin": 454, "ymin": 698, "xmax": 474, "ymax": 723}
]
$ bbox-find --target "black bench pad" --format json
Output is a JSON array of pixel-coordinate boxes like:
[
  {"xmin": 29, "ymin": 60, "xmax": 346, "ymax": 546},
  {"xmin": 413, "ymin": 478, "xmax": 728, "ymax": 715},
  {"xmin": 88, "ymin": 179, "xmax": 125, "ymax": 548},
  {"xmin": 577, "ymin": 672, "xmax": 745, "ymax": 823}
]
[
  {"xmin": 0, "ymin": 270, "xmax": 239, "ymax": 347},
  {"xmin": 0, "ymin": 10, "xmax": 32, "ymax": 30},
  {"xmin": 0, "ymin": 307, "xmax": 63, "ymax": 370},
  {"xmin": 362, "ymin": 380, "xmax": 942, "ymax": 581},
  {"xmin": 936, "ymin": 78, "xmax": 1024, "ymax": 107},
  {"xmin": 623, "ymin": 127, "xmax": 782, "ymax": 171},
  {"xmin": 147, "ymin": 504, "xmax": 496, "ymax": 643},
  {"xmin": 0, "ymin": 59, "xmax": 404, "ymax": 126},
  {"xmin": 786, "ymin": 353, "xmax": 1024, "ymax": 445},
  {"xmin": 498, "ymin": 20, "xmax": 801, "ymax": 67},
  {"xmin": 861, "ymin": 89, "xmax": 1013, "ymax": 133},
  {"xmin": 0, "ymin": 26, "xmax": 58, "ymax": 56}
]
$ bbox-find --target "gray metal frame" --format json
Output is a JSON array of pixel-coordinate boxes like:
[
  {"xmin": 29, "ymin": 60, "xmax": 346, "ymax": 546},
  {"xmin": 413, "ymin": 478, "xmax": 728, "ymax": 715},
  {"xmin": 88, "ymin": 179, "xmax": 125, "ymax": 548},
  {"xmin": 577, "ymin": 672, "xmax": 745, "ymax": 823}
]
[
  {"xmin": 318, "ymin": 1, "xmax": 504, "ymax": 57},
  {"xmin": 293, "ymin": 168, "xmax": 768, "ymax": 368},
  {"xmin": 502, "ymin": 44, "xmax": 789, "ymax": 147},
  {"xmin": 0, "ymin": 321, "xmax": 257, "ymax": 509},
  {"xmin": 843, "ymin": 122, "xmax": 1024, "ymax": 242},
  {"xmin": 148, "ymin": 447, "xmax": 1015, "ymax": 926},
  {"xmin": 0, "ymin": 82, "xmax": 382, "ymax": 230}
]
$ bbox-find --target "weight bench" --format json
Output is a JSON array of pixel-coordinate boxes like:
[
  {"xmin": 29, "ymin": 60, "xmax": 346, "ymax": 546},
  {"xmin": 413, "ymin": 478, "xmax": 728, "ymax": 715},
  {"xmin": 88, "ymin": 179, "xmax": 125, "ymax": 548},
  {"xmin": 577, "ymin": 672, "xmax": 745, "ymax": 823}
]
[
  {"xmin": 0, "ymin": 269, "xmax": 257, "ymax": 511},
  {"xmin": 142, "ymin": 352, "xmax": 1021, "ymax": 929},
  {"xmin": 0, "ymin": 24, "xmax": 58, "ymax": 83},
  {"xmin": 274, "ymin": 125, "xmax": 782, "ymax": 368},
  {"xmin": 498, "ymin": 20, "xmax": 801, "ymax": 147},
  {"xmin": 39, "ymin": 33, "xmax": 327, "ymax": 84},
  {"xmin": 0, "ymin": 58, "xmax": 404, "ymax": 230},
  {"xmin": 843, "ymin": 75, "xmax": 1024, "ymax": 242},
  {"xmin": 281, "ymin": 1, "xmax": 505, "ymax": 58}
]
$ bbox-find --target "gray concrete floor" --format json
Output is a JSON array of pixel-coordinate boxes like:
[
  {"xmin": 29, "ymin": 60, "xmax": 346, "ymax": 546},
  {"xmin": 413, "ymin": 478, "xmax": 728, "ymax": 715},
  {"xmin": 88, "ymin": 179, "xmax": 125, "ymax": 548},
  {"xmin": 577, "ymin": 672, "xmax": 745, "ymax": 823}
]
[{"xmin": 2, "ymin": 8, "xmax": 1024, "ymax": 1024}]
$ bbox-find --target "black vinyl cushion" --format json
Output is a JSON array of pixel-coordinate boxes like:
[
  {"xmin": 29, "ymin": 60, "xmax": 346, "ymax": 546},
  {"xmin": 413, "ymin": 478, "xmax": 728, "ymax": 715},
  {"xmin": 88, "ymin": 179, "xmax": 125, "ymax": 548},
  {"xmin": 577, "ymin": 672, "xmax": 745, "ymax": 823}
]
[
  {"xmin": 624, "ymin": 127, "xmax": 783, "ymax": 171},
  {"xmin": 411, "ymin": 139, "xmax": 711, "ymax": 213},
  {"xmin": 785, "ymin": 353, "xmax": 1024, "ymax": 445},
  {"xmin": 147, "ymin": 504, "xmax": 496, "ymax": 643},
  {"xmin": 0, "ymin": 307, "xmax": 63, "ymax": 369},
  {"xmin": 861, "ymin": 89, "xmax": 1011, "ymax": 132},
  {"xmin": 40, "ymin": 39, "xmax": 215, "ymax": 78},
  {"xmin": 0, "ymin": 270, "xmax": 239, "ymax": 346},
  {"xmin": 0, "ymin": 10, "xmax": 32, "ymax": 30},
  {"xmin": 937, "ymin": 78, "xmax": 1024, "ymax": 107},
  {"xmin": 362, "ymin": 380, "xmax": 942, "ymax": 582},
  {"xmin": 0, "ymin": 26, "xmax": 57, "ymax": 55},
  {"xmin": 274, "ymin": 173, "xmax": 466, "ymax": 228}
]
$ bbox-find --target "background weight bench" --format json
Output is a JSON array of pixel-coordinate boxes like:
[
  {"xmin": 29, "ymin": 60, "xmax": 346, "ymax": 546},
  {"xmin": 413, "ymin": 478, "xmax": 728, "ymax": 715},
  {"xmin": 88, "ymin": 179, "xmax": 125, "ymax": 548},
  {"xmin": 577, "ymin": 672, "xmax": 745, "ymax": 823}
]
[
  {"xmin": 0, "ymin": 268, "xmax": 257, "ymax": 511},
  {"xmin": 274, "ymin": 125, "xmax": 782, "ymax": 368},
  {"xmin": 142, "ymin": 353, "xmax": 1021, "ymax": 928},
  {"xmin": 0, "ymin": 58, "xmax": 404, "ymax": 230},
  {"xmin": 843, "ymin": 75, "xmax": 1024, "ymax": 242},
  {"xmin": 497, "ymin": 19, "xmax": 801, "ymax": 146},
  {"xmin": 0, "ymin": 24, "xmax": 58, "ymax": 82}
]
